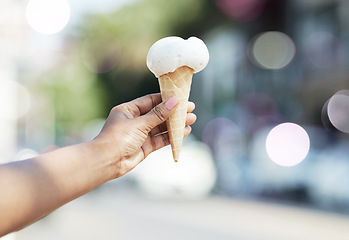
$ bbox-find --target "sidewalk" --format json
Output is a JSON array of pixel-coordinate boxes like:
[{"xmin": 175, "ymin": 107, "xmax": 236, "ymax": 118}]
[{"xmin": 14, "ymin": 182, "xmax": 349, "ymax": 240}]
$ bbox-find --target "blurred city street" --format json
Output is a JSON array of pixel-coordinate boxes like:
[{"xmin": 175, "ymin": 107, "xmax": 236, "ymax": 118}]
[
  {"xmin": 15, "ymin": 183, "xmax": 349, "ymax": 240},
  {"xmin": 3, "ymin": 0, "xmax": 349, "ymax": 239}
]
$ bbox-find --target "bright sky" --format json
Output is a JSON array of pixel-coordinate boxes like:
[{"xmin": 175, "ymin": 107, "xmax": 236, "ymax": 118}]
[
  {"xmin": 68, "ymin": 0, "xmax": 140, "ymax": 26},
  {"xmin": 25, "ymin": 0, "xmax": 141, "ymax": 35},
  {"xmin": 22, "ymin": 0, "xmax": 141, "ymax": 70}
]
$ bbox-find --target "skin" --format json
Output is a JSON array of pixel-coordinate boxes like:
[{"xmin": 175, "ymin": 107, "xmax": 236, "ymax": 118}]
[{"xmin": 0, "ymin": 93, "xmax": 196, "ymax": 236}]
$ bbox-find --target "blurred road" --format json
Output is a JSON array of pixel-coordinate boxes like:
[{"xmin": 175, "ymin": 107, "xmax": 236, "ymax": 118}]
[{"xmin": 13, "ymin": 182, "xmax": 349, "ymax": 240}]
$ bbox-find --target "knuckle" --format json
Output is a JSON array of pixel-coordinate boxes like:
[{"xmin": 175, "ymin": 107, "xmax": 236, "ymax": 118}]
[
  {"xmin": 152, "ymin": 106, "xmax": 166, "ymax": 122},
  {"xmin": 149, "ymin": 94, "xmax": 157, "ymax": 108},
  {"xmin": 112, "ymin": 105, "xmax": 123, "ymax": 112},
  {"xmin": 111, "ymin": 106, "xmax": 118, "ymax": 112}
]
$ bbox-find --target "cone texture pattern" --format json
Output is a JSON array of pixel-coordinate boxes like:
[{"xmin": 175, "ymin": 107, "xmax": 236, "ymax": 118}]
[{"xmin": 158, "ymin": 66, "xmax": 194, "ymax": 162}]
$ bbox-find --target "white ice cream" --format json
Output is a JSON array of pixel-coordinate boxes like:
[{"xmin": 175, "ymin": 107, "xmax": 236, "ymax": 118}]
[{"xmin": 147, "ymin": 36, "xmax": 209, "ymax": 77}]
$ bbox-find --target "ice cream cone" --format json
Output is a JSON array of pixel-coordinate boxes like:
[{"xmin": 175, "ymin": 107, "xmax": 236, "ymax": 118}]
[{"xmin": 158, "ymin": 66, "xmax": 194, "ymax": 162}]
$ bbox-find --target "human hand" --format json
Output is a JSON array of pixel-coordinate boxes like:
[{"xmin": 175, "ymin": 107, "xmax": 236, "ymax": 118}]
[
  {"xmin": 94, "ymin": 93, "xmax": 196, "ymax": 178},
  {"xmin": 0, "ymin": 93, "xmax": 196, "ymax": 235}
]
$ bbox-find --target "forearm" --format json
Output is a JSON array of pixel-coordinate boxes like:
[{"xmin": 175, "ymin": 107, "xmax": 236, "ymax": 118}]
[
  {"xmin": 0, "ymin": 93, "xmax": 188, "ymax": 237},
  {"xmin": 0, "ymin": 140, "xmax": 117, "ymax": 236}
]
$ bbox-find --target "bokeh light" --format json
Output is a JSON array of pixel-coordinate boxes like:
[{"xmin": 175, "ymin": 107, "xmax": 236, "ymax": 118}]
[
  {"xmin": 249, "ymin": 31, "xmax": 296, "ymax": 70},
  {"xmin": 327, "ymin": 90, "xmax": 349, "ymax": 133},
  {"xmin": 321, "ymin": 99, "xmax": 333, "ymax": 131},
  {"xmin": 0, "ymin": 80, "xmax": 31, "ymax": 121},
  {"xmin": 249, "ymin": 126, "xmax": 309, "ymax": 191},
  {"xmin": 202, "ymin": 117, "xmax": 243, "ymax": 158},
  {"xmin": 80, "ymin": 32, "xmax": 121, "ymax": 73},
  {"xmin": 304, "ymin": 31, "xmax": 343, "ymax": 69},
  {"xmin": 26, "ymin": 0, "xmax": 70, "ymax": 35},
  {"xmin": 266, "ymin": 123, "xmax": 310, "ymax": 167},
  {"xmin": 213, "ymin": 0, "xmax": 265, "ymax": 22}
]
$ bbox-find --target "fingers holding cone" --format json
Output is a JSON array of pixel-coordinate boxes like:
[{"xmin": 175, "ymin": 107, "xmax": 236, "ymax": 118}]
[
  {"xmin": 148, "ymin": 114, "xmax": 196, "ymax": 155},
  {"xmin": 150, "ymin": 101, "xmax": 196, "ymax": 137},
  {"xmin": 148, "ymin": 100, "xmax": 196, "ymax": 157},
  {"xmin": 186, "ymin": 101, "xmax": 196, "ymax": 126},
  {"xmin": 187, "ymin": 101, "xmax": 195, "ymax": 113},
  {"xmin": 146, "ymin": 36, "xmax": 209, "ymax": 162}
]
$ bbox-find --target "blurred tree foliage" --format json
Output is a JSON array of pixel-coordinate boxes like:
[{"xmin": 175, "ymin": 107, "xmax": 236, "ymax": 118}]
[
  {"xmin": 38, "ymin": 0, "xmax": 223, "ymax": 139},
  {"xmin": 78, "ymin": 0, "xmax": 220, "ymax": 111}
]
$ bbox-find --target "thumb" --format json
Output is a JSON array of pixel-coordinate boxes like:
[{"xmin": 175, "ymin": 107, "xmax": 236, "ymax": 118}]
[{"xmin": 139, "ymin": 96, "xmax": 179, "ymax": 131}]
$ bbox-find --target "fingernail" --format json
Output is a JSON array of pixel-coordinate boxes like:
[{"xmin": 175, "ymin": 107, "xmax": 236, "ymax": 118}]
[{"xmin": 165, "ymin": 96, "xmax": 178, "ymax": 110}]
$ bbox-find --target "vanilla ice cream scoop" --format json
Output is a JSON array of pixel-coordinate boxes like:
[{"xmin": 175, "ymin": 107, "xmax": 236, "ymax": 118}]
[
  {"xmin": 146, "ymin": 36, "xmax": 209, "ymax": 162},
  {"xmin": 147, "ymin": 36, "xmax": 209, "ymax": 77}
]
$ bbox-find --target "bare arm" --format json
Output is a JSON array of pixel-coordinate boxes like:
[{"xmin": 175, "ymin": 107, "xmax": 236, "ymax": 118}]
[
  {"xmin": 0, "ymin": 142, "xmax": 114, "ymax": 234},
  {"xmin": 0, "ymin": 93, "xmax": 196, "ymax": 236}
]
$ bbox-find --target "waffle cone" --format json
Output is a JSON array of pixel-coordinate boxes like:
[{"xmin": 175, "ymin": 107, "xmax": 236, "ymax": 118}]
[{"xmin": 158, "ymin": 66, "xmax": 194, "ymax": 162}]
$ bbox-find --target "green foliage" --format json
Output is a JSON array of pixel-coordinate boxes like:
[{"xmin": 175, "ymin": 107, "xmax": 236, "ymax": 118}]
[
  {"xmin": 40, "ymin": 0, "xmax": 218, "ymax": 139},
  {"xmin": 77, "ymin": 0, "xmax": 212, "ymax": 111}
]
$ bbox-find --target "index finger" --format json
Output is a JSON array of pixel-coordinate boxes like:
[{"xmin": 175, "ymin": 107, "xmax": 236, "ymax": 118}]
[{"xmin": 130, "ymin": 93, "xmax": 163, "ymax": 116}]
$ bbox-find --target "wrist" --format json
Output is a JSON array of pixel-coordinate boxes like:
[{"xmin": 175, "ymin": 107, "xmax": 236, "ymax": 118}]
[{"xmin": 88, "ymin": 138, "xmax": 121, "ymax": 180}]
